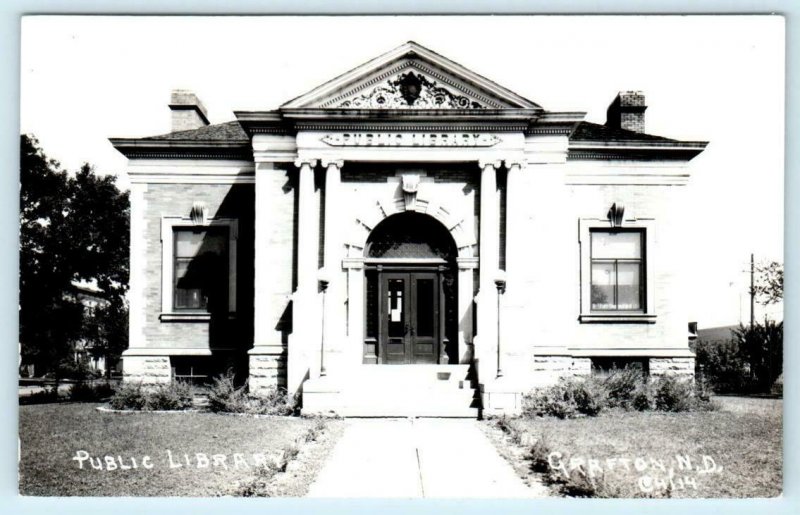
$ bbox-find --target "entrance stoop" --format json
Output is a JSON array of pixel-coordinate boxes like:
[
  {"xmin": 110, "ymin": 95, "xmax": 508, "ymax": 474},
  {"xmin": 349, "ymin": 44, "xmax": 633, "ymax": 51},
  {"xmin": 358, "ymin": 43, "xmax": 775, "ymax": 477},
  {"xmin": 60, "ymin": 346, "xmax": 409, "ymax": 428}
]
[{"xmin": 302, "ymin": 365, "xmax": 480, "ymax": 418}]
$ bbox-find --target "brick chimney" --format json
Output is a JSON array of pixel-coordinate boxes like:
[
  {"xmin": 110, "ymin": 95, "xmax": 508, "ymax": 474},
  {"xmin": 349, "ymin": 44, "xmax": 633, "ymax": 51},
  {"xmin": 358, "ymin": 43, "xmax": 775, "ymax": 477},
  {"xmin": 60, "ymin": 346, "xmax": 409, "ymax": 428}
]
[
  {"xmin": 169, "ymin": 90, "xmax": 209, "ymax": 132},
  {"xmin": 606, "ymin": 91, "xmax": 647, "ymax": 133}
]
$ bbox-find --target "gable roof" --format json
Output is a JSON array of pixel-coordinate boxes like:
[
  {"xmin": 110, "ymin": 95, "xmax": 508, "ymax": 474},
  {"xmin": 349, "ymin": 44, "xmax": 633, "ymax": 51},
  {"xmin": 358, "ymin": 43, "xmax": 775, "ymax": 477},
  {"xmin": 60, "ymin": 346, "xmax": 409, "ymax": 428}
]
[{"xmin": 281, "ymin": 41, "xmax": 542, "ymax": 111}]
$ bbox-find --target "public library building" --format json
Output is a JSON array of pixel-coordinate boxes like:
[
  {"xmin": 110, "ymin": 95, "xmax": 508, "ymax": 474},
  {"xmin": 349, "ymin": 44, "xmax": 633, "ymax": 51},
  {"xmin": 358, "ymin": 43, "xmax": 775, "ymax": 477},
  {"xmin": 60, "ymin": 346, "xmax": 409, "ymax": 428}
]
[{"xmin": 111, "ymin": 42, "xmax": 707, "ymax": 416}]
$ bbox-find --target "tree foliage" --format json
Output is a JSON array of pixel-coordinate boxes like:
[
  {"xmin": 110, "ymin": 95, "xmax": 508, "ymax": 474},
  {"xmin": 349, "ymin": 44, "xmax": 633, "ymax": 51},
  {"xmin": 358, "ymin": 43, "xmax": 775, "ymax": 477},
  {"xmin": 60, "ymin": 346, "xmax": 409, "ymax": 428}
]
[
  {"xmin": 734, "ymin": 320, "xmax": 783, "ymax": 392},
  {"xmin": 753, "ymin": 261, "xmax": 783, "ymax": 305},
  {"xmin": 697, "ymin": 320, "xmax": 783, "ymax": 394},
  {"xmin": 19, "ymin": 134, "xmax": 129, "ymax": 377}
]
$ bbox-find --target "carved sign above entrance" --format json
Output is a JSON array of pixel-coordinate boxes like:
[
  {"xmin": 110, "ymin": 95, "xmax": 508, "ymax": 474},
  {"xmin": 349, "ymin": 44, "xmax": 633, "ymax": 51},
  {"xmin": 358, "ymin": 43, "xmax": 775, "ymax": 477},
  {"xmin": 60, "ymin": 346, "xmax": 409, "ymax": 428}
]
[
  {"xmin": 322, "ymin": 132, "xmax": 501, "ymax": 148},
  {"xmin": 338, "ymin": 72, "xmax": 484, "ymax": 109}
]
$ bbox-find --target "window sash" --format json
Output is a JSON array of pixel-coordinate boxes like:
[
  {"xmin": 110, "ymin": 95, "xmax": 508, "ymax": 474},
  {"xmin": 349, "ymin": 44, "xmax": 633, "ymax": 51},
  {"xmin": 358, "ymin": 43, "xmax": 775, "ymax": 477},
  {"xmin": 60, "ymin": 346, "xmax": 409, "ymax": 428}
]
[
  {"xmin": 173, "ymin": 228, "xmax": 229, "ymax": 312},
  {"xmin": 590, "ymin": 229, "xmax": 645, "ymax": 312}
]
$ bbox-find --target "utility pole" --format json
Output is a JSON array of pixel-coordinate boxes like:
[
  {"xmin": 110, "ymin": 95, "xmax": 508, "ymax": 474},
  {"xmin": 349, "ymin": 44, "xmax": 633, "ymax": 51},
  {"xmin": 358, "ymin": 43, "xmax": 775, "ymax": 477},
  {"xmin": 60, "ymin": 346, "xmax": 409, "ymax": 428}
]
[{"xmin": 750, "ymin": 253, "xmax": 755, "ymax": 328}]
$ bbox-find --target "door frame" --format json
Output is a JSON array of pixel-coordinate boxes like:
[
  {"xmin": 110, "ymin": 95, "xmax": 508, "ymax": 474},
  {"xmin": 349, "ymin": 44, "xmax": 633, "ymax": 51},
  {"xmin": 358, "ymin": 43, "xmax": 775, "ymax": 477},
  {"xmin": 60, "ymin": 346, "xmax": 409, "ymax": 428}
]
[{"xmin": 365, "ymin": 262, "xmax": 451, "ymax": 365}]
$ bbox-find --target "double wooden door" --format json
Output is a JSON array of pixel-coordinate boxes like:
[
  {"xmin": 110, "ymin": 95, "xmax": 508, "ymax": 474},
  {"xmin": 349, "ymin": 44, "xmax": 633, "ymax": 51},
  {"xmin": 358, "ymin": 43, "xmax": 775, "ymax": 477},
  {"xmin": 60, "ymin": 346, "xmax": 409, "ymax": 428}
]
[{"xmin": 380, "ymin": 271, "xmax": 442, "ymax": 364}]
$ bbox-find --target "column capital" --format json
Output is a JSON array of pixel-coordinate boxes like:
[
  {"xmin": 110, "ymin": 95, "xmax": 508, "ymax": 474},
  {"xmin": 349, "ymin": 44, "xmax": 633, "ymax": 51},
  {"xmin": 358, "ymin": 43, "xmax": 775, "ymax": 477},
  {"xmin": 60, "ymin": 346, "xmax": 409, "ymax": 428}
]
[
  {"xmin": 504, "ymin": 159, "xmax": 524, "ymax": 170},
  {"xmin": 456, "ymin": 256, "xmax": 479, "ymax": 270},
  {"xmin": 294, "ymin": 158, "xmax": 318, "ymax": 169},
  {"xmin": 478, "ymin": 159, "xmax": 502, "ymax": 170},
  {"xmin": 321, "ymin": 159, "xmax": 344, "ymax": 169}
]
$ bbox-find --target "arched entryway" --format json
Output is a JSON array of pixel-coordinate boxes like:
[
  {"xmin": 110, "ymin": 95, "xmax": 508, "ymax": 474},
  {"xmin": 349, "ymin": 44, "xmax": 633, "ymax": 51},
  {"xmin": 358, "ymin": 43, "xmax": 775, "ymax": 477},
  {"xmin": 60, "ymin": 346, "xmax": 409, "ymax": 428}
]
[{"xmin": 362, "ymin": 212, "xmax": 458, "ymax": 365}]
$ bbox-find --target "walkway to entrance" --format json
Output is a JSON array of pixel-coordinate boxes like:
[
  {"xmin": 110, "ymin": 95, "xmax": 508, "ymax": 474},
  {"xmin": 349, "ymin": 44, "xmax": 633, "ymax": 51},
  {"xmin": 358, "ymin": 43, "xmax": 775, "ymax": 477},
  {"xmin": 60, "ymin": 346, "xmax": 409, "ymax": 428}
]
[{"xmin": 307, "ymin": 418, "xmax": 547, "ymax": 498}]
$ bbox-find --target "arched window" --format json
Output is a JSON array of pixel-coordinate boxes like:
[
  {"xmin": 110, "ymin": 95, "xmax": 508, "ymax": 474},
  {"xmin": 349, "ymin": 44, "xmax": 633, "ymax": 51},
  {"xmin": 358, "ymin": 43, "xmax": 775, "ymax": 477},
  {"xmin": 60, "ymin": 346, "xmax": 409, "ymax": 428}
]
[{"xmin": 365, "ymin": 212, "xmax": 456, "ymax": 261}]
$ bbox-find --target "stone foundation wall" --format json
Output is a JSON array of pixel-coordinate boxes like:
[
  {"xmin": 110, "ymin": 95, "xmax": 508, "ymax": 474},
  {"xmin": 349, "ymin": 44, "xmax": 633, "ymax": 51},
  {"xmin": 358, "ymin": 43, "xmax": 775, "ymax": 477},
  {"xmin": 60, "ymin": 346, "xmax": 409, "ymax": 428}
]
[
  {"xmin": 249, "ymin": 353, "xmax": 287, "ymax": 395},
  {"xmin": 530, "ymin": 356, "xmax": 592, "ymax": 387},
  {"xmin": 530, "ymin": 355, "xmax": 696, "ymax": 388},
  {"xmin": 649, "ymin": 357, "xmax": 695, "ymax": 380},
  {"xmin": 122, "ymin": 355, "xmax": 172, "ymax": 384}
]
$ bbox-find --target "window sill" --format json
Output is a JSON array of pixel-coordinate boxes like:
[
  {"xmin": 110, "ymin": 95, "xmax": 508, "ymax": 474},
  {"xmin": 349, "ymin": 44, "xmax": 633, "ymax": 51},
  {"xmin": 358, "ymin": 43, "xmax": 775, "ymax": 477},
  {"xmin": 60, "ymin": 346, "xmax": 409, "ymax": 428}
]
[
  {"xmin": 579, "ymin": 313, "xmax": 657, "ymax": 324},
  {"xmin": 160, "ymin": 312, "xmax": 237, "ymax": 322}
]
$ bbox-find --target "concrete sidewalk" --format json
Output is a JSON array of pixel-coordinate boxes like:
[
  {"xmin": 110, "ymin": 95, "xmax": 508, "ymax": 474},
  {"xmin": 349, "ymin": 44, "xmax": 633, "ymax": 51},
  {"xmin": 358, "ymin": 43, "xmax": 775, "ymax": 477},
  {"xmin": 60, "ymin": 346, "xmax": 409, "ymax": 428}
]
[{"xmin": 307, "ymin": 418, "xmax": 547, "ymax": 498}]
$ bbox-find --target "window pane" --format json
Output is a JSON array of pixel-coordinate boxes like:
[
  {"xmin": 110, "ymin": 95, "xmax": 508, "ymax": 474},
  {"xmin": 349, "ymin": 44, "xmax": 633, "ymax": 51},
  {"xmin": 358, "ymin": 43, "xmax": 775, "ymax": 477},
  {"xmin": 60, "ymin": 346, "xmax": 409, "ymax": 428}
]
[
  {"xmin": 174, "ymin": 228, "xmax": 228, "ymax": 312},
  {"xmin": 617, "ymin": 262, "xmax": 642, "ymax": 310},
  {"xmin": 175, "ymin": 229, "xmax": 227, "ymax": 258},
  {"xmin": 175, "ymin": 259, "xmax": 206, "ymax": 309},
  {"xmin": 365, "ymin": 270, "xmax": 378, "ymax": 338},
  {"xmin": 591, "ymin": 231, "xmax": 641, "ymax": 259},
  {"xmin": 387, "ymin": 278, "xmax": 405, "ymax": 338},
  {"xmin": 591, "ymin": 262, "xmax": 616, "ymax": 310},
  {"xmin": 416, "ymin": 278, "xmax": 434, "ymax": 337}
]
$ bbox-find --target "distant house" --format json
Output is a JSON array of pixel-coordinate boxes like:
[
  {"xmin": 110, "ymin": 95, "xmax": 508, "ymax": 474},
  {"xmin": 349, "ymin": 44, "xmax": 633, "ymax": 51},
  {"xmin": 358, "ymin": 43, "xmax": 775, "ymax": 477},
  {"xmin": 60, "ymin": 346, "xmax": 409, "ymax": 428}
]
[
  {"xmin": 110, "ymin": 41, "xmax": 707, "ymax": 416},
  {"xmin": 66, "ymin": 280, "xmax": 116, "ymax": 376}
]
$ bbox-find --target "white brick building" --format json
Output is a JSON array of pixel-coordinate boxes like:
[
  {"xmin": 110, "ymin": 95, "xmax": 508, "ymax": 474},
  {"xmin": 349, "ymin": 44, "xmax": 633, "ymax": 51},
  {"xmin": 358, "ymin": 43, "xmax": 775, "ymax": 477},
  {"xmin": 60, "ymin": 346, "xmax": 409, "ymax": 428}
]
[{"xmin": 110, "ymin": 42, "xmax": 706, "ymax": 416}]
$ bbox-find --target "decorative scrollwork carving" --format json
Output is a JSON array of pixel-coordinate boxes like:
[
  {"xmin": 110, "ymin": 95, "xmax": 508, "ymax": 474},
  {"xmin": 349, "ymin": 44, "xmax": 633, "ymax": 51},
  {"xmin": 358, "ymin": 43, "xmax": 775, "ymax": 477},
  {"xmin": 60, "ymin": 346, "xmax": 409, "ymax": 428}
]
[{"xmin": 338, "ymin": 71, "xmax": 483, "ymax": 109}]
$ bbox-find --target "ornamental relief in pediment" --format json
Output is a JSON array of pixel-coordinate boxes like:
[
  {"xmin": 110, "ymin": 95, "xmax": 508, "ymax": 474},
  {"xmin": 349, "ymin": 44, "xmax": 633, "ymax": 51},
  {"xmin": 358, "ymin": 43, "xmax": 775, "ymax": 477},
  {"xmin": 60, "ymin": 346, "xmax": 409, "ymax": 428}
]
[{"xmin": 337, "ymin": 71, "xmax": 484, "ymax": 109}]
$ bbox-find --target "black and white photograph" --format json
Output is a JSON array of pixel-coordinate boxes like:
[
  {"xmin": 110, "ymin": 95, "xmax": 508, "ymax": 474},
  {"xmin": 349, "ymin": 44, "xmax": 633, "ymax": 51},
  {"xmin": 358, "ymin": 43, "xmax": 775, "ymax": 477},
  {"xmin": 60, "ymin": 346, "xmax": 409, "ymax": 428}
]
[{"xmin": 17, "ymin": 15, "xmax": 785, "ymax": 500}]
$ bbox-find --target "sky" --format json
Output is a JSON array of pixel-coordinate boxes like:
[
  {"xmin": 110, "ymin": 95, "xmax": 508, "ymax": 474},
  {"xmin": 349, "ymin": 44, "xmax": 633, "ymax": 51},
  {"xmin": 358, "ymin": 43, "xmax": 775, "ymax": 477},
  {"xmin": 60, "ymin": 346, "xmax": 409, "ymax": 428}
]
[{"xmin": 19, "ymin": 15, "xmax": 785, "ymax": 328}]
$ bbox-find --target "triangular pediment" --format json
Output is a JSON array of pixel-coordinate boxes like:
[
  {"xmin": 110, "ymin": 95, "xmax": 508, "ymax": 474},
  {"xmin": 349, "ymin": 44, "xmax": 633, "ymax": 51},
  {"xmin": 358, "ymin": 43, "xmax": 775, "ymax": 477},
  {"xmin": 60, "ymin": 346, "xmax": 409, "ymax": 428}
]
[{"xmin": 281, "ymin": 41, "xmax": 541, "ymax": 111}]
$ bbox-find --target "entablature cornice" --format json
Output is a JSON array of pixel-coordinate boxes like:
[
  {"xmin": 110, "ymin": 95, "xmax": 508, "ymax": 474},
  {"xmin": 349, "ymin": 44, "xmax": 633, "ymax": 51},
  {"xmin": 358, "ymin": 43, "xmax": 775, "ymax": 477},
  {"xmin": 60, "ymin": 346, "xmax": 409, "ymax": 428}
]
[{"xmin": 109, "ymin": 139, "xmax": 252, "ymax": 160}]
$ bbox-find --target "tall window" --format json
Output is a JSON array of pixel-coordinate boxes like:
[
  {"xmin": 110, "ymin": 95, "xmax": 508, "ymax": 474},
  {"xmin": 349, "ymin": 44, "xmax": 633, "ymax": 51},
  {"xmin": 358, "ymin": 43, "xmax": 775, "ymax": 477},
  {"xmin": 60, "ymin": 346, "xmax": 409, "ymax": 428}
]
[
  {"xmin": 590, "ymin": 230, "xmax": 644, "ymax": 311},
  {"xmin": 173, "ymin": 227, "xmax": 228, "ymax": 312}
]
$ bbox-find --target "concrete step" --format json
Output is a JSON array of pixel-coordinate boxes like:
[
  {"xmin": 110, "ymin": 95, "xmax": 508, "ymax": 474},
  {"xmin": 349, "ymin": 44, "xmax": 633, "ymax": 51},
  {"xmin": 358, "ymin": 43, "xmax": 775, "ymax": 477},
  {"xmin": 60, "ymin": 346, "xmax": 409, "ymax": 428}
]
[
  {"xmin": 348, "ymin": 364, "xmax": 470, "ymax": 379},
  {"xmin": 301, "ymin": 365, "xmax": 480, "ymax": 418},
  {"xmin": 342, "ymin": 388, "xmax": 479, "ymax": 405},
  {"xmin": 334, "ymin": 406, "xmax": 480, "ymax": 418}
]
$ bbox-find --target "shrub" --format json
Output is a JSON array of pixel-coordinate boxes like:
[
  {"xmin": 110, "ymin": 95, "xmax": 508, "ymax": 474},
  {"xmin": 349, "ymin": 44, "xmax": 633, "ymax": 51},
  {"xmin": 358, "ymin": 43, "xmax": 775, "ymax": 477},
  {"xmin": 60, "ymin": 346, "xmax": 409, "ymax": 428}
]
[
  {"xmin": 652, "ymin": 375, "xmax": 695, "ymax": 412},
  {"xmin": 523, "ymin": 383, "xmax": 577, "ymax": 419},
  {"xmin": 631, "ymin": 382, "xmax": 654, "ymax": 411},
  {"xmin": 206, "ymin": 371, "xmax": 295, "ymax": 416},
  {"xmin": 695, "ymin": 338, "xmax": 749, "ymax": 393},
  {"xmin": 109, "ymin": 382, "xmax": 146, "ymax": 410},
  {"xmin": 571, "ymin": 377, "xmax": 607, "ymax": 416},
  {"xmin": 527, "ymin": 433, "xmax": 553, "ymax": 474},
  {"xmin": 68, "ymin": 381, "xmax": 115, "ymax": 402},
  {"xmin": 523, "ymin": 378, "xmax": 607, "ymax": 419},
  {"xmin": 108, "ymin": 381, "xmax": 194, "ymax": 410},
  {"xmin": 207, "ymin": 372, "xmax": 250, "ymax": 413},
  {"xmin": 735, "ymin": 320, "xmax": 783, "ymax": 393},
  {"xmin": 252, "ymin": 386, "xmax": 296, "ymax": 416},
  {"xmin": 146, "ymin": 381, "xmax": 194, "ymax": 410},
  {"xmin": 19, "ymin": 387, "xmax": 59, "ymax": 405},
  {"xmin": 602, "ymin": 367, "xmax": 646, "ymax": 408}
]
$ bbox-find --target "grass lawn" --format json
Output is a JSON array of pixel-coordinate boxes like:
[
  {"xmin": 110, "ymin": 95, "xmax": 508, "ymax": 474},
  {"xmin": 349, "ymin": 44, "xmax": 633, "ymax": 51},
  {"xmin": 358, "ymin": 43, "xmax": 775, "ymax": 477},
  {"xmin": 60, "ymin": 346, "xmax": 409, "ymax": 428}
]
[
  {"xmin": 19, "ymin": 403, "xmax": 341, "ymax": 497},
  {"xmin": 486, "ymin": 396, "xmax": 782, "ymax": 498}
]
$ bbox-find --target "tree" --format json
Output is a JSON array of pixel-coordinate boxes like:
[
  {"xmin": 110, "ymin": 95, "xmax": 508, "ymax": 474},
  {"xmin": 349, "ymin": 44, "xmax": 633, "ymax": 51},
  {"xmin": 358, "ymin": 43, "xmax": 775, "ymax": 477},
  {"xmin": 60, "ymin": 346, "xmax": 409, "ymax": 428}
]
[
  {"xmin": 733, "ymin": 320, "xmax": 783, "ymax": 393},
  {"xmin": 754, "ymin": 261, "xmax": 783, "ymax": 306},
  {"xmin": 19, "ymin": 134, "xmax": 129, "ymax": 378}
]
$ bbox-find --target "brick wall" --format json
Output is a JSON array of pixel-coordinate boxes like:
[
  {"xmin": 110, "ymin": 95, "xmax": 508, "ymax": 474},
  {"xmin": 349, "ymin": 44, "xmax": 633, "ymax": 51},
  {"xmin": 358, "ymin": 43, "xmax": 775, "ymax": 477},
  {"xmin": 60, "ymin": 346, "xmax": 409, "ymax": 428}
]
[{"xmin": 132, "ymin": 181, "xmax": 255, "ymax": 365}]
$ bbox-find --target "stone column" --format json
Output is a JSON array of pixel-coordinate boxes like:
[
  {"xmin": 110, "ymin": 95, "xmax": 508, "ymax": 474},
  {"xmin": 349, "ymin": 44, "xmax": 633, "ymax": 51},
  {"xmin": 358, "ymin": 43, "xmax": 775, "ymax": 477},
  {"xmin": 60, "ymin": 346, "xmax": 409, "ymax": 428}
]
[
  {"xmin": 250, "ymin": 161, "xmax": 290, "ymax": 393},
  {"xmin": 288, "ymin": 158, "xmax": 319, "ymax": 394},
  {"xmin": 456, "ymin": 256, "xmax": 478, "ymax": 364},
  {"xmin": 502, "ymin": 159, "xmax": 525, "ymax": 378},
  {"xmin": 475, "ymin": 159, "xmax": 501, "ymax": 384},
  {"xmin": 321, "ymin": 159, "xmax": 344, "ymax": 373},
  {"xmin": 296, "ymin": 158, "xmax": 320, "ymax": 297}
]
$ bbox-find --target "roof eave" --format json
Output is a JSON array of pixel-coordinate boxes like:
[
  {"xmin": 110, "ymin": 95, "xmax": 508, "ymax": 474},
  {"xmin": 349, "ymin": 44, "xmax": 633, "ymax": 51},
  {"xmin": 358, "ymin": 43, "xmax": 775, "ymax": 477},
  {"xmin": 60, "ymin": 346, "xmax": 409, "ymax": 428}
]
[
  {"xmin": 568, "ymin": 140, "xmax": 709, "ymax": 161},
  {"xmin": 109, "ymin": 138, "xmax": 252, "ymax": 159}
]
